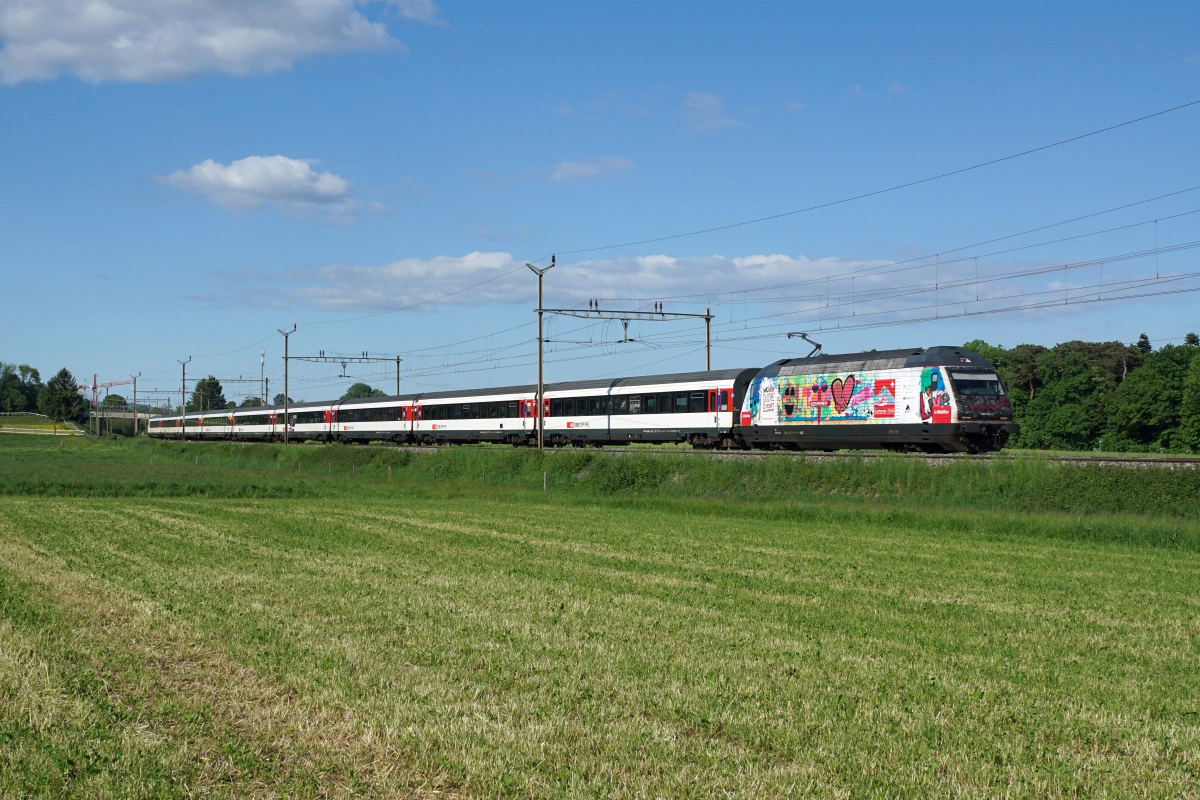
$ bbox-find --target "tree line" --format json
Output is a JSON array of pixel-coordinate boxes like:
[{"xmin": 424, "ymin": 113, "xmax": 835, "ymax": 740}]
[{"xmin": 965, "ymin": 332, "xmax": 1200, "ymax": 452}]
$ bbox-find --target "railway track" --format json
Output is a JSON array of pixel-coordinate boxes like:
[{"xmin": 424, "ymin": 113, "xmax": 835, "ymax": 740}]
[{"xmin": 383, "ymin": 444, "xmax": 1199, "ymax": 469}]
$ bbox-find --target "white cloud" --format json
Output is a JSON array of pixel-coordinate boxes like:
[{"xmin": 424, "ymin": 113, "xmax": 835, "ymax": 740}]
[
  {"xmin": 785, "ymin": 99, "xmax": 807, "ymax": 112},
  {"xmin": 0, "ymin": 0, "xmax": 440, "ymax": 85},
  {"xmin": 552, "ymin": 156, "xmax": 635, "ymax": 182},
  {"xmin": 248, "ymin": 251, "xmax": 880, "ymax": 312},
  {"xmin": 683, "ymin": 91, "xmax": 744, "ymax": 131},
  {"xmin": 889, "ymin": 81, "xmax": 910, "ymax": 95},
  {"xmin": 163, "ymin": 155, "xmax": 363, "ymax": 221}
]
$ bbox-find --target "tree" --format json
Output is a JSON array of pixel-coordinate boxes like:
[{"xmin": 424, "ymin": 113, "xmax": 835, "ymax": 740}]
[
  {"xmin": 341, "ymin": 382, "xmax": 386, "ymax": 400},
  {"xmin": 1109, "ymin": 344, "xmax": 1198, "ymax": 449},
  {"xmin": 100, "ymin": 393, "xmax": 127, "ymax": 410},
  {"xmin": 0, "ymin": 362, "xmax": 42, "ymax": 412},
  {"xmin": 188, "ymin": 376, "xmax": 226, "ymax": 412},
  {"xmin": 1002, "ymin": 344, "xmax": 1047, "ymax": 401},
  {"xmin": 1014, "ymin": 347, "xmax": 1110, "ymax": 450},
  {"xmin": 1135, "ymin": 333, "xmax": 1152, "ymax": 355},
  {"xmin": 272, "ymin": 394, "xmax": 294, "ymax": 405},
  {"xmin": 36, "ymin": 368, "xmax": 87, "ymax": 423},
  {"xmin": 240, "ymin": 396, "xmax": 264, "ymax": 408},
  {"xmin": 1179, "ymin": 355, "xmax": 1200, "ymax": 451},
  {"xmin": 1185, "ymin": 332, "xmax": 1199, "ymax": 347}
]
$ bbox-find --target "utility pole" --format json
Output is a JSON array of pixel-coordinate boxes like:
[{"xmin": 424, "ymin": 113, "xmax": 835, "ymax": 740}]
[
  {"xmin": 130, "ymin": 372, "xmax": 140, "ymax": 437},
  {"xmin": 705, "ymin": 307, "xmax": 712, "ymax": 370},
  {"xmin": 264, "ymin": 377, "xmax": 269, "ymax": 407},
  {"xmin": 178, "ymin": 356, "xmax": 191, "ymax": 441},
  {"xmin": 396, "ymin": 356, "xmax": 402, "ymax": 396},
  {"xmin": 260, "ymin": 349, "xmax": 265, "ymax": 406},
  {"xmin": 277, "ymin": 325, "xmax": 296, "ymax": 445},
  {"xmin": 526, "ymin": 255, "xmax": 555, "ymax": 449}
]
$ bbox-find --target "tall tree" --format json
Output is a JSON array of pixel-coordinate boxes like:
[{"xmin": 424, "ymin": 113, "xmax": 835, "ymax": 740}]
[
  {"xmin": 1135, "ymin": 333, "xmax": 1152, "ymax": 355},
  {"xmin": 240, "ymin": 396, "xmax": 264, "ymax": 407},
  {"xmin": 100, "ymin": 393, "xmax": 127, "ymax": 410},
  {"xmin": 36, "ymin": 368, "xmax": 87, "ymax": 422},
  {"xmin": 0, "ymin": 362, "xmax": 42, "ymax": 412},
  {"xmin": 341, "ymin": 382, "xmax": 386, "ymax": 400},
  {"xmin": 1014, "ymin": 347, "xmax": 1110, "ymax": 450},
  {"xmin": 1185, "ymin": 332, "xmax": 1199, "ymax": 347},
  {"xmin": 272, "ymin": 393, "xmax": 294, "ymax": 405},
  {"xmin": 189, "ymin": 376, "xmax": 226, "ymax": 412}
]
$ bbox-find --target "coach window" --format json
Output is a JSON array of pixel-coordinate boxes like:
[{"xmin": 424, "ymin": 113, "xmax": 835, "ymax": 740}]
[
  {"xmin": 675, "ymin": 393, "xmax": 689, "ymax": 413},
  {"xmin": 613, "ymin": 395, "xmax": 628, "ymax": 414},
  {"xmin": 550, "ymin": 398, "xmax": 563, "ymax": 417},
  {"xmin": 629, "ymin": 395, "xmax": 641, "ymax": 414},
  {"xmin": 585, "ymin": 396, "xmax": 600, "ymax": 416},
  {"xmin": 643, "ymin": 394, "xmax": 657, "ymax": 414},
  {"xmin": 508, "ymin": 401, "xmax": 518, "ymax": 418},
  {"xmin": 658, "ymin": 393, "xmax": 672, "ymax": 413},
  {"xmin": 467, "ymin": 403, "xmax": 478, "ymax": 419},
  {"xmin": 689, "ymin": 392, "xmax": 706, "ymax": 413}
]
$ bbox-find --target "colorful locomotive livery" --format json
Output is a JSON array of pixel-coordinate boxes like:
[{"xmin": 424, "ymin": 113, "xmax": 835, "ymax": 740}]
[
  {"xmin": 746, "ymin": 366, "xmax": 956, "ymax": 426},
  {"xmin": 738, "ymin": 347, "xmax": 1015, "ymax": 452},
  {"xmin": 150, "ymin": 346, "xmax": 1018, "ymax": 453}
]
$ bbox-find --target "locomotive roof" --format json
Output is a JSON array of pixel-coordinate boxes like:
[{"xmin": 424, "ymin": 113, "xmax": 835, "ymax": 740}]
[{"xmin": 757, "ymin": 345, "xmax": 994, "ymax": 379}]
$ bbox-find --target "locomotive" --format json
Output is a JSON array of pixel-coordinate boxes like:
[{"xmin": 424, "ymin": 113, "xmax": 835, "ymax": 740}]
[{"xmin": 148, "ymin": 345, "xmax": 1017, "ymax": 453}]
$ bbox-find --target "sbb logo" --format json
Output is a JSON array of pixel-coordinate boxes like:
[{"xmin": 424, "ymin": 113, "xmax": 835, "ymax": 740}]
[{"xmin": 741, "ymin": 412, "xmax": 752, "ymax": 427}]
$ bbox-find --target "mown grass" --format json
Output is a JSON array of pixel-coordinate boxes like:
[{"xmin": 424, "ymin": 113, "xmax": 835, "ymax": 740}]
[
  {"xmin": 1, "ymin": 435, "xmax": 1199, "ymax": 797},
  {"xmin": 3, "ymin": 435, "xmax": 1200, "ymax": 531}
]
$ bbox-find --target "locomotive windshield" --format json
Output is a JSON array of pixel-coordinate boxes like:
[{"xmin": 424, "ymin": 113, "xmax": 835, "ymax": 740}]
[{"xmin": 948, "ymin": 370, "xmax": 1006, "ymax": 397}]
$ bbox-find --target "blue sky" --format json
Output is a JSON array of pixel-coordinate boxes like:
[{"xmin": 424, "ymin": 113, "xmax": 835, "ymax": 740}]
[{"xmin": 2, "ymin": 1, "xmax": 1199, "ymax": 406}]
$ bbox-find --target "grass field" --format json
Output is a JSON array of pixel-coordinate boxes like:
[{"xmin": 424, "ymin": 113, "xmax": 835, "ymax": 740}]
[
  {"xmin": 0, "ymin": 414, "xmax": 82, "ymax": 435},
  {"xmin": 1, "ymin": 435, "xmax": 1198, "ymax": 797}
]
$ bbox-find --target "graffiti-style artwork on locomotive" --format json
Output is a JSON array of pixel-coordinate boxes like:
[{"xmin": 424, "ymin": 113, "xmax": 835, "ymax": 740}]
[
  {"xmin": 919, "ymin": 367, "xmax": 952, "ymax": 424},
  {"xmin": 745, "ymin": 365, "xmax": 967, "ymax": 427},
  {"xmin": 747, "ymin": 370, "xmax": 909, "ymax": 425}
]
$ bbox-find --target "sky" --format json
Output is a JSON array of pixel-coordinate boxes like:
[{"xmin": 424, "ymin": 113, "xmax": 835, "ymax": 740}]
[{"xmin": 2, "ymin": 1, "xmax": 1199, "ymax": 407}]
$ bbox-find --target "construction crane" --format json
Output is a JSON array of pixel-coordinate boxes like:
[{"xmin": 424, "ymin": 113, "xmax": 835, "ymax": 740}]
[{"xmin": 79, "ymin": 374, "xmax": 133, "ymax": 407}]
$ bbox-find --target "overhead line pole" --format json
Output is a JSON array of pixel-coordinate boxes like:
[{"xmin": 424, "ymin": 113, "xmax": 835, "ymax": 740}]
[
  {"xmin": 130, "ymin": 372, "xmax": 140, "ymax": 437},
  {"xmin": 177, "ymin": 357, "xmax": 191, "ymax": 441},
  {"xmin": 526, "ymin": 255, "xmax": 555, "ymax": 450},
  {"xmin": 277, "ymin": 325, "xmax": 296, "ymax": 446}
]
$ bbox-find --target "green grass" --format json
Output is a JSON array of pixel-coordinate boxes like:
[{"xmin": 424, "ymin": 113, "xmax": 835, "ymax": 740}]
[
  {"xmin": 1, "ymin": 436, "xmax": 1199, "ymax": 797},
  {"xmin": 0, "ymin": 415, "xmax": 81, "ymax": 435}
]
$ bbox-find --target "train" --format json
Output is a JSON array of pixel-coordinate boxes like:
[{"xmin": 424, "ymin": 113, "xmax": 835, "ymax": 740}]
[{"xmin": 148, "ymin": 345, "xmax": 1018, "ymax": 453}]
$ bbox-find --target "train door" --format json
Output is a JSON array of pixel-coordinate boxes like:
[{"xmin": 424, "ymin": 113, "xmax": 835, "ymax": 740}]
[{"xmin": 707, "ymin": 389, "xmax": 719, "ymax": 437}]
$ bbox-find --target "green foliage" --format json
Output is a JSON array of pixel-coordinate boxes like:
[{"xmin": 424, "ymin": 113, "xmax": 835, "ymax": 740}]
[
  {"xmin": 340, "ymin": 382, "xmax": 386, "ymax": 400},
  {"xmin": 240, "ymin": 396, "xmax": 263, "ymax": 407},
  {"xmin": 188, "ymin": 376, "xmax": 226, "ymax": 412},
  {"xmin": 271, "ymin": 394, "xmax": 293, "ymax": 405},
  {"xmin": 0, "ymin": 363, "xmax": 42, "ymax": 413},
  {"xmin": 35, "ymin": 368, "xmax": 86, "ymax": 422},
  {"xmin": 99, "ymin": 393, "xmax": 126, "ymax": 410},
  {"xmin": 1109, "ymin": 345, "xmax": 1198, "ymax": 448},
  {"xmin": 965, "ymin": 336, "xmax": 1200, "ymax": 453}
]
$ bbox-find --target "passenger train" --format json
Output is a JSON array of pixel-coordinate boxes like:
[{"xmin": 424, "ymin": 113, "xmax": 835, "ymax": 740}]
[{"xmin": 148, "ymin": 346, "xmax": 1018, "ymax": 453}]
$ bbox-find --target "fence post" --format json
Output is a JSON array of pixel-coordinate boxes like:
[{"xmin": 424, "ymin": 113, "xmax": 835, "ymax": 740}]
[
  {"xmin": 543, "ymin": 470, "xmax": 547, "ymax": 492},
  {"xmin": 388, "ymin": 465, "xmax": 392, "ymax": 479}
]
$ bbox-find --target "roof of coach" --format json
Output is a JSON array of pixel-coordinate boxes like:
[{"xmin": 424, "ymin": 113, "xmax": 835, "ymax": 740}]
[
  {"xmin": 755, "ymin": 346, "xmax": 993, "ymax": 379},
  {"xmin": 402, "ymin": 367, "xmax": 758, "ymax": 402}
]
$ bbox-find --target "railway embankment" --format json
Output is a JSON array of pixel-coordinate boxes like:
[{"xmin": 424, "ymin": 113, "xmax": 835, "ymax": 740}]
[{"xmin": 3, "ymin": 435, "xmax": 1199, "ymax": 538}]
